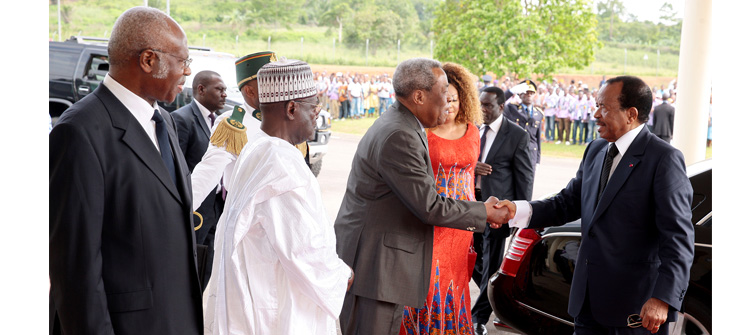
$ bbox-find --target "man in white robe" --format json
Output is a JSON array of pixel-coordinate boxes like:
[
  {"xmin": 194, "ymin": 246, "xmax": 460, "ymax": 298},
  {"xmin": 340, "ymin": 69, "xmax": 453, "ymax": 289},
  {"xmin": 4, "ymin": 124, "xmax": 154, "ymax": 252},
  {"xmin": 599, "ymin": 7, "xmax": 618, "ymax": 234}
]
[
  {"xmin": 203, "ymin": 59, "xmax": 353, "ymax": 335},
  {"xmin": 190, "ymin": 51, "xmax": 276, "ymax": 210}
]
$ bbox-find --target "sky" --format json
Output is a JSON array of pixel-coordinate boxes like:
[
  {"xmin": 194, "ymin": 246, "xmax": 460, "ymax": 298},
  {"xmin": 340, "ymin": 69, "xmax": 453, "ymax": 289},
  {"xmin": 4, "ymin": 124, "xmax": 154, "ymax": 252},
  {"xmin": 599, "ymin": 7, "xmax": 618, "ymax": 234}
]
[{"xmin": 606, "ymin": 0, "xmax": 684, "ymax": 23}]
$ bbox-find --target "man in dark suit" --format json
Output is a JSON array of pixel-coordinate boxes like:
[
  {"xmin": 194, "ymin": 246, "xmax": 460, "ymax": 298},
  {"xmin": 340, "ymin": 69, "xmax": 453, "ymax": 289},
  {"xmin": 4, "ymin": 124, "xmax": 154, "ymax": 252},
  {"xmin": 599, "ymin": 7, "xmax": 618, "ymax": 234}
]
[
  {"xmin": 471, "ymin": 86, "xmax": 534, "ymax": 335},
  {"xmin": 172, "ymin": 70, "xmax": 227, "ymax": 291},
  {"xmin": 504, "ymin": 80, "xmax": 543, "ymax": 168},
  {"xmin": 334, "ymin": 58, "xmax": 509, "ymax": 335},
  {"xmin": 652, "ymin": 92, "xmax": 675, "ymax": 143},
  {"xmin": 500, "ymin": 76, "xmax": 694, "ymax": 334},
  {"xmin": 49, "ymin": 7, "xmax": 203, "ymax": 335}
]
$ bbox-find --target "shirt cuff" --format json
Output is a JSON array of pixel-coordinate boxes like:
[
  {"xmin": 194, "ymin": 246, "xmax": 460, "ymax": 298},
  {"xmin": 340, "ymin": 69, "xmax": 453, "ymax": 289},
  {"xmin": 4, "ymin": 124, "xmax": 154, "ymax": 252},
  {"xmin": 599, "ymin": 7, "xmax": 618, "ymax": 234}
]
[{"xmin": 508, "ymin": 200, "xmax": 531, "ymax": 229}]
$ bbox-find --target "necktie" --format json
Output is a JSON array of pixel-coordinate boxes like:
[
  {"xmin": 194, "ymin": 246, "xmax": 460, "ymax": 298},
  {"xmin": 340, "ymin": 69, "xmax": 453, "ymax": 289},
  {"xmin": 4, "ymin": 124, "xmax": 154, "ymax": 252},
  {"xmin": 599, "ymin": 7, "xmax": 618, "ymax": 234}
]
[
  {"xmin": 527, "ymin": 106, "xmax": 533, "ymax": 118},
  {"xmin": 597, "ymin": 143, "xmax": 619, "ymax": 202},
  {"xmin": 479, "ymin": 125, "xmax": 488, "ymax": 161},
  {"xmin": 152, "ymin": 110, "xmax": 177, "ymax": 186},
  {"xmin": 208, "ymin": 112, "xmax": 216, "ymax": 127}
]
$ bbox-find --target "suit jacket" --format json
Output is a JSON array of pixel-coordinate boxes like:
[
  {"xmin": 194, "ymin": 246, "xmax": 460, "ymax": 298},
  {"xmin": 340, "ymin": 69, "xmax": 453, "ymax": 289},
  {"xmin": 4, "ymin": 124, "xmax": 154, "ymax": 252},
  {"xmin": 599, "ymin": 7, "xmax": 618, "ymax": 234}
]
[
  {"xmin": 172, "ymin": 100, "xmax": 212, "ymax": 171},
  {"xmin": 50, "ymin": 85, "xmax": 203, "ymax": 335},
  {"xmin": 504, "ymin": 103, "xmax": 543, "ymax": 165},
  {"xmin": 652, "ymin": 102, "xmax": 675, "ymax": 140},
  {"xmin": 527, "ymin": 126, "xmax": 694, "ymax": 327},
  {"xmin": 334, "ymin": 101, "xmax": 487, "ymax": 308},
  {"xmin": 172, "ymin": 100, "xmax": 222, "ymax": 243},
  {"xmin": 479, "ymin": 117, "xmax": 534, "ymax": 238}
]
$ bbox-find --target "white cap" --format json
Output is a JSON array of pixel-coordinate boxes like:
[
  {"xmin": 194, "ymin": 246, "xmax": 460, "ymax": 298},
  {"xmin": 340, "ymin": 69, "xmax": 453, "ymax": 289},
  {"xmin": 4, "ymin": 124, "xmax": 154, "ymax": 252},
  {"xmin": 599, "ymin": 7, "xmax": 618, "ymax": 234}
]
[{"xmin": 258, "ymin": 58, "xmax": 317, "ymax": 103}]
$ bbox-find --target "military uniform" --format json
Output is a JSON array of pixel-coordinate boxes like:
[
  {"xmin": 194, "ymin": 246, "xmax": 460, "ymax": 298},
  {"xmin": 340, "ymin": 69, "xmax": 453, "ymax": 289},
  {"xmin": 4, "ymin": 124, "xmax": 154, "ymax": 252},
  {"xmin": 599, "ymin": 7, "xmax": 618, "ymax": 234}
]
[{"xmin": 504, "ymin": 80, "xmax": 543, "ymax": 167}]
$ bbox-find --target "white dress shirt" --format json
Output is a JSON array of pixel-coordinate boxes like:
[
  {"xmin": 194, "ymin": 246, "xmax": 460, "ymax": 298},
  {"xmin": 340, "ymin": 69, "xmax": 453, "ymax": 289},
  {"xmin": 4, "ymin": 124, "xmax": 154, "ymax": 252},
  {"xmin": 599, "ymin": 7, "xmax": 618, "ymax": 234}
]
[
  {"xmin": 476, "ymin": 116, "xmax": 503, "ymax": 190},
  {"xmin": 193, "ymin": 99, "xmax": 215, "ymax": 129},
  {"xmin": 102, "ymin": 73, "xmax": 161, "ymax": 151},
  {"xmin": 508, "ymin": 124, "xmax": 645, "ymax": 229}
]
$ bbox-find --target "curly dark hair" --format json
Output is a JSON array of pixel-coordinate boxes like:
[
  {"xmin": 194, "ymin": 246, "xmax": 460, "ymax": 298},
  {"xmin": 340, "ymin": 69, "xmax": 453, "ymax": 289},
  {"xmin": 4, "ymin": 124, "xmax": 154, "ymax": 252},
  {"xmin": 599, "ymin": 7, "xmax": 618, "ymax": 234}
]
[{"xmin": 441, "ymin": 62, "xmax": 483, "ymax": 125}]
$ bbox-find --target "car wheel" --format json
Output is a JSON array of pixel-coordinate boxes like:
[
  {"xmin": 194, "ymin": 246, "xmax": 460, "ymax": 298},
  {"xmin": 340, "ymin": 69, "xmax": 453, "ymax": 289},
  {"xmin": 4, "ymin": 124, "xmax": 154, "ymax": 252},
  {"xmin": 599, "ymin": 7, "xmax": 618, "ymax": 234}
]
[
  {"xmin": 310, "ymin": 160, "xmax": 322, "ymax": 177},
  {"xmin": 671, "ymin": 312, "xmax": 710, "ymax": 335}
]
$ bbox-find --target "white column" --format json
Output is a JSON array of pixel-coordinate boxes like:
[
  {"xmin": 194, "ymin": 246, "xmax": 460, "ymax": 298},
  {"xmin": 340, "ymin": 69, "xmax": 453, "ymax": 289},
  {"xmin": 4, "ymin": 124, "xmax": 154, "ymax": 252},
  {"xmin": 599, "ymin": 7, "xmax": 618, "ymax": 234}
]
[{"xmin": 672, "ymin": 0, "xmax": 712, "ymax": 165}]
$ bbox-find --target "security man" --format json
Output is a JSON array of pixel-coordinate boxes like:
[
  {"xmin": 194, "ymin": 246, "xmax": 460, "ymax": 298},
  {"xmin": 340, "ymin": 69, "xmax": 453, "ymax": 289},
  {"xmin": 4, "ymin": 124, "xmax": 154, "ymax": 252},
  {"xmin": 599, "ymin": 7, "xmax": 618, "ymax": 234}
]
[{"xmin": 504, "ymin": 79, "xmax": 543, "ymax": 169}]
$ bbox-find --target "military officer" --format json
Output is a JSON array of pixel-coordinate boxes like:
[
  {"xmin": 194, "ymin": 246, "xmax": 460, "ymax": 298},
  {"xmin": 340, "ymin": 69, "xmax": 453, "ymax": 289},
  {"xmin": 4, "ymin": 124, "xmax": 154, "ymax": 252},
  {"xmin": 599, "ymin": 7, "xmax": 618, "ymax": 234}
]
[{"xmin": 504, "ymin": 79, "xmax": 543, "ymax": 168}]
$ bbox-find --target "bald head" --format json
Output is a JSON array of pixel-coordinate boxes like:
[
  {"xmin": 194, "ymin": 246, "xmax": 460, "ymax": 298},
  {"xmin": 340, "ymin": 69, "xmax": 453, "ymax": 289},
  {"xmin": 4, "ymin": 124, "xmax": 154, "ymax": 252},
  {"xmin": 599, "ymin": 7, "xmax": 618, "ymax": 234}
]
[
  {"xmin": 108, "ymin": 7, "xmax": 183, "ymax": 68},
  {"xmin": 192, "ymin": 70, "xmax": 220, "ymax": 92},
  {"xmin": 106, "ymin": 7, "xmax": 191, "ymax": 105}
]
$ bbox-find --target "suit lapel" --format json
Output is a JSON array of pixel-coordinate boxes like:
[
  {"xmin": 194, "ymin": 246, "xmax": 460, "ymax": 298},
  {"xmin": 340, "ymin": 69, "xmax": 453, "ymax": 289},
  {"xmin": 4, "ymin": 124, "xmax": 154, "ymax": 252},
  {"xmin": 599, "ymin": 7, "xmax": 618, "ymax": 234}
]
[
  {"xmin": 592, "ymin": 127, "xmax": 649, "ymax": 221},
  {"xmin": 163, "ymin": 107, "xmax": 191, "ymax": 207},
  {"xmin": 191, "ymin": 101, "xmax": 211, "ymax": 139},
  {"xmin": 393, "ymin": 101, "xmax": 431, "ymax": 174},
  {"xmin": 98, "ymin": 86, "xmax": 183, "ymax": 203},
  {"xmin": 395, "ymin": 101, "xmax": 429, "ymax": 151},
  {"xmin": 485, "ymin": 117, "xmax": 510, "ymax": 160}
]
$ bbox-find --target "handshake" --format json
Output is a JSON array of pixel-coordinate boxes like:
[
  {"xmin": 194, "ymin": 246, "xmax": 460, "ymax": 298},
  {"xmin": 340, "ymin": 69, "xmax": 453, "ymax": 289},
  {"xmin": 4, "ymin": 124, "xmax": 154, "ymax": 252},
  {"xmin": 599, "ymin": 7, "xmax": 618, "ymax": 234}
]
[{"xmin": 483, "ymin": 196, "xmax": 516, "ymax": 229}]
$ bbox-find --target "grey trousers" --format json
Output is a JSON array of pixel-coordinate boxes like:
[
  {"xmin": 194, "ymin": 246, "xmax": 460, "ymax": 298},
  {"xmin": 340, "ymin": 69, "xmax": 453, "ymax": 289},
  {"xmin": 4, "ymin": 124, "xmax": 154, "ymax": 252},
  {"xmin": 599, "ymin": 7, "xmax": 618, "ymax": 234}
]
[{"xmin": 339, "ymin": 292, "xmax": 404, "ymax": 335}]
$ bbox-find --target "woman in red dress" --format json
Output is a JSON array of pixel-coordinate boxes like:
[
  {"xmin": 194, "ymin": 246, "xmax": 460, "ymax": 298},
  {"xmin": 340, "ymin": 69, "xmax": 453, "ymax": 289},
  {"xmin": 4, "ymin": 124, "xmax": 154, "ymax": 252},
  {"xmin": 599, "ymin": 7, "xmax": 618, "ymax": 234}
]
[{"xmin": 401, "ymin": 62, "xmax": 483, "ymax": 335}]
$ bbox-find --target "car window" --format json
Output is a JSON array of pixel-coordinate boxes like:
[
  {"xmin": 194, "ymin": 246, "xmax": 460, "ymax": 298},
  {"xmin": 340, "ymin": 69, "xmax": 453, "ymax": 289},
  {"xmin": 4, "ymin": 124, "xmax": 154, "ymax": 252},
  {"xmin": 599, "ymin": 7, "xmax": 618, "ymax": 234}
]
[
  {"xmin": 85, "ymin": 55, "xmax": 109, "ymax": 81},
  {"xmin": 689, "ymin": 168, "xmax": 712, "ymax": 224},
  {"xmin": 50, "ymin": 50, "xmax": 79, "ymax": 80}
]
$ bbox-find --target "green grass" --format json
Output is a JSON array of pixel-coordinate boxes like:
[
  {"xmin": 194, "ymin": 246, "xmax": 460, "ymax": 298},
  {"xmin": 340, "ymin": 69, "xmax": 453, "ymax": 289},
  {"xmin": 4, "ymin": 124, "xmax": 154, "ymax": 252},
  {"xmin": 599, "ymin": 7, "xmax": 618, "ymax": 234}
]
[
  {"xmin": 561, "ymin": 43, "xmax": 680, "ymax": 78},
  {"xmin": 330, "ymin": 116, "xmax": 378, "ymax": 135}
]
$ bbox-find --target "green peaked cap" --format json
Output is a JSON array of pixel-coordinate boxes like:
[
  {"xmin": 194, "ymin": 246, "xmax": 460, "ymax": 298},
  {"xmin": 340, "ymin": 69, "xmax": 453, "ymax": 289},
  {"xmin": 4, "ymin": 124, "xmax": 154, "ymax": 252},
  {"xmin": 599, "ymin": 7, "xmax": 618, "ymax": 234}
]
[{"xmin": 236, "ymin": 51, "xmax": 277, "ymax": 89}]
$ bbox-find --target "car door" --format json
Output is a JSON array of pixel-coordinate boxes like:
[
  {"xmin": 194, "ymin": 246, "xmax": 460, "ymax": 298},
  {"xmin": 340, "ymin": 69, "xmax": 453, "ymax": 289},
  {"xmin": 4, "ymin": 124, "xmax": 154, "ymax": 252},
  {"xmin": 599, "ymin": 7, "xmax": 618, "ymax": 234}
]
[{"xmin": 520, "ymin": 224, "xmax": 579, "ymax": 328}]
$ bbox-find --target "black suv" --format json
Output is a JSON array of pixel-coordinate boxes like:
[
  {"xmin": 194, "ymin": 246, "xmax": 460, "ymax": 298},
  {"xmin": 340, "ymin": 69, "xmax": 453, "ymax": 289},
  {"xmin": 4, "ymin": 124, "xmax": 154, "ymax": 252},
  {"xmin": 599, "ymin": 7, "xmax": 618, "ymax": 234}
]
[{"xmin": 49, "ymin": 36, "xmax": 109, "ymax": 124}]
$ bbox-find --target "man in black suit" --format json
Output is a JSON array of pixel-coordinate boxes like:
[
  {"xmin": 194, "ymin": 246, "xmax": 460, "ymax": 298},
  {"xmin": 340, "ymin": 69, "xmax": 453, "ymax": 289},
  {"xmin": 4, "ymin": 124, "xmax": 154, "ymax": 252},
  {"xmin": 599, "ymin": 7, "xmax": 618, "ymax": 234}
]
[
  {"xmin": 652, "ymin": 92, "xmax": 675, "ymax": 143},
  {"xmin": 471, "ymin": 86, "xmax": 534, "ymax": 335},
  {"xmin": 500, "ymin": 76, "xmax": 693, "ymax": 334},
  {"xmin": 49, "ymin": 7, "xmax": 203, "ymax": 335},
  {"xmin": 172, "ymin": 70, "xmax": 227, "ymax": 290}
]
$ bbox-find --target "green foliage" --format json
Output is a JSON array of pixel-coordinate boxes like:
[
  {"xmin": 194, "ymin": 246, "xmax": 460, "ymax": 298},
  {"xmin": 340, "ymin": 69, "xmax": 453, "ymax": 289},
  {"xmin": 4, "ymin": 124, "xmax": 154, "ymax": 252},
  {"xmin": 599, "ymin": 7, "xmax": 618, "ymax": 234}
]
[
  {"xmin": 343, "ymin": 2, "xmax": 419, "ymax": 55},
  {"xmin": 47, "ymin": 0, "xmax": 681, "ymax": 76},
  {"xmin": 595, "ymin": 0, "xmax": 682, "ymax": 48},
  {"xmin": 433, "ymin": 0, "xmax": 601, "ymax": 79}
]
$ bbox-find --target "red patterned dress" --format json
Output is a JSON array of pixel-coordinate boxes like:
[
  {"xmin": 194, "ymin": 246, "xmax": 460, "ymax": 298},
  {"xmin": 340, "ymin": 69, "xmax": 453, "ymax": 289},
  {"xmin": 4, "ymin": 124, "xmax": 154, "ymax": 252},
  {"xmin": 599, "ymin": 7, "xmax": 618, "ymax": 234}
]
[{"xmin": 400, "ymin": 124, "xmax": 480, "ymax": 335}]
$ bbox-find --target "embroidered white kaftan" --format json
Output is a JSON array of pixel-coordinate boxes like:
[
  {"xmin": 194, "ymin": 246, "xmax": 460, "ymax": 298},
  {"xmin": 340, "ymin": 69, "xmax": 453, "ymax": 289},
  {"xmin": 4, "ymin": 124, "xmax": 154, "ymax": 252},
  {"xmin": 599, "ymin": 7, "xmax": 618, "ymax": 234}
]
[{"xmin": 203, "ymin": 131, "xmax": 350, "ymax": 335}]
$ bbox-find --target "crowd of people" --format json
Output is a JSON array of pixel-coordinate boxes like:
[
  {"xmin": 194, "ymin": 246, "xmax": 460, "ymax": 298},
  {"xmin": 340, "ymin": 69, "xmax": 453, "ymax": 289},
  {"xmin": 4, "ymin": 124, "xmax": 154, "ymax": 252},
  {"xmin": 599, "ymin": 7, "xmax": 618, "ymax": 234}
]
[
  {"xmin": 50, "ymin": 6, "xmax": 697, "ymax": 335},
  {"xmin": 314, "ymin": 72, "xmax": 395, "ymax": 120},
  {"xmin": 311, "ymin": 70, "xmax": 698, "ymax": 152}
]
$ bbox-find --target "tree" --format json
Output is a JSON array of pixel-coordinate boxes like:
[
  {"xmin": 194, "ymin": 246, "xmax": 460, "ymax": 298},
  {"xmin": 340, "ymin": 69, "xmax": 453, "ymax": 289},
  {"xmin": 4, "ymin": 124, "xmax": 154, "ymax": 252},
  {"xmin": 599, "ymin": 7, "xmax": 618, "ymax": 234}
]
[
  {"xmin": 597, "ymin": 0, "xmax": 625, "ymax": 41},
  {"xmin": 433, "ymin": 0, "xmax": 600, "ymax": 79},
  {"xmin": 344, "ymin": 2, "xmax": 417, "ymax": 55},
  {"xmin": 222, "ymin": 9, "xmax": 248, "ymax": 36},
  {"xmin": 320, "ymin": 0, "xmax": 354, "ymax": 43},
  {"xmin": 658, "ymin": 2, "xmax": 678, "ymax": 25}
]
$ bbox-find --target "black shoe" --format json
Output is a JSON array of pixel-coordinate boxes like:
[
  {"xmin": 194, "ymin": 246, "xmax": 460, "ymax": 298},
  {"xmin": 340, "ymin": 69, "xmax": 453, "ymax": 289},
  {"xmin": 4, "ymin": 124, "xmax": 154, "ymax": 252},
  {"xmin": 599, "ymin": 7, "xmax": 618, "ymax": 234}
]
[{"xmin": 474, "ymin": 323, "xmax": 488, "ymax": 335}]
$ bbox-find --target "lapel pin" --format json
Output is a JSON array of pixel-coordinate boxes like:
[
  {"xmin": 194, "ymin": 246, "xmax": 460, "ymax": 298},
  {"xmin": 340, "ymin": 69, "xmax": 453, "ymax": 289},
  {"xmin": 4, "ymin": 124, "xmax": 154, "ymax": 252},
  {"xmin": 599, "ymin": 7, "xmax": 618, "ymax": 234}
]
[{"xmin": 629, "ymin": 163, "xmax": 633, "ymax": 167}]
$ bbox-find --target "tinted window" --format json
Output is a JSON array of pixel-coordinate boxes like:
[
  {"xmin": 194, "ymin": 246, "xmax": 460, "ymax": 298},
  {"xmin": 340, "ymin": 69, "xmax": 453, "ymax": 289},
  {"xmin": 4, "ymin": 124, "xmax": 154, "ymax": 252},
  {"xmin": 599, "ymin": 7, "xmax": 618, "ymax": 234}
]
[
  {"xmin": 84, "ymin": 55, "xmax": 109, "ymax": 82},
  {"xmin": 50, "ymin": 50, "xmax": 78, "ymax": 81},
  {"xmin": 689, "ymin": 169, "xmax": 712, "ymax": 224}
]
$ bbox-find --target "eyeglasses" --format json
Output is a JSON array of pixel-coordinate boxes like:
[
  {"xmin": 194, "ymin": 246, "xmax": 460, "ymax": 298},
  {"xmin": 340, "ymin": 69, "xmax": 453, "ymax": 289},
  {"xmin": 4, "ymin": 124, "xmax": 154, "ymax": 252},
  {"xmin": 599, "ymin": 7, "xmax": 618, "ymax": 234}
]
[
  {"xmin": 293, "ymin": 100, "xmax": 322, "ymax": 113},
  {"xmin": 627, "ymin": 314, "xmax": 642, "ymax": 328},
  {"xmin": 142, "ymin": 49, "xmax": 193, "ymax": 69}
]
